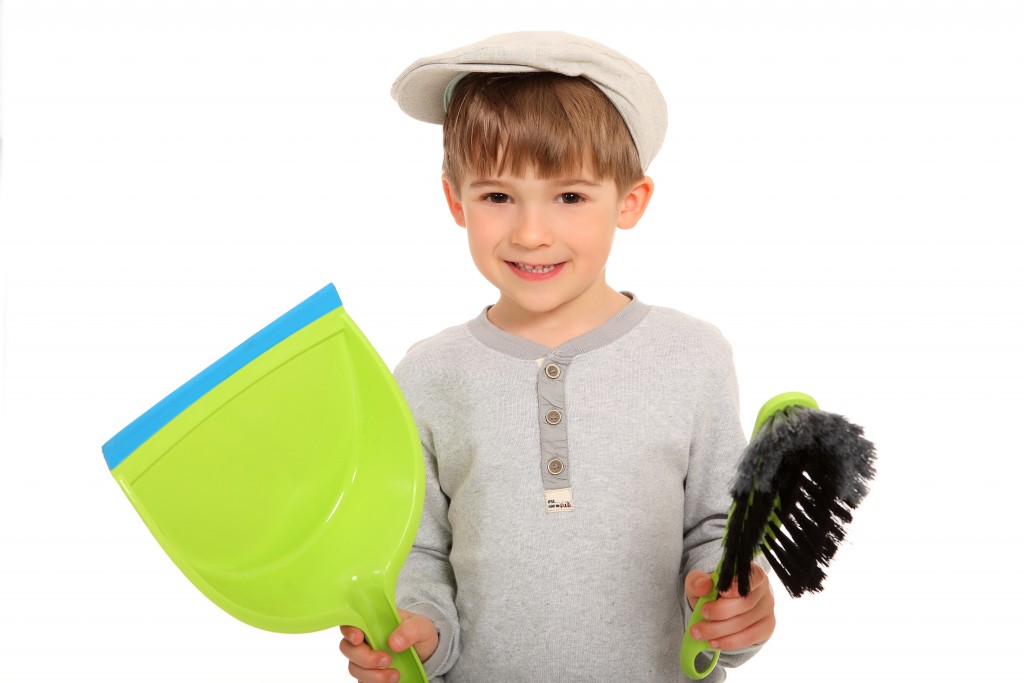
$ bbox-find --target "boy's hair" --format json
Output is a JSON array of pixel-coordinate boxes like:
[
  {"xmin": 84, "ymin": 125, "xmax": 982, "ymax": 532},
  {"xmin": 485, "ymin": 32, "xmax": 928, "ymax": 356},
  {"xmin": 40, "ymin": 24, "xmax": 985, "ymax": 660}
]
[{"xmin": 442, "ymin": 72, "xmax": 644, "ymax": 195}]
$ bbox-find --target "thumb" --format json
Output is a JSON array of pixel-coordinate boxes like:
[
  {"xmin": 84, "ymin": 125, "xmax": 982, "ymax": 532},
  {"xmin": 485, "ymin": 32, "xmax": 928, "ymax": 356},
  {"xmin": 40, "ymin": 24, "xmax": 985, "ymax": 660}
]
[
  {"xmin": 390, "ymin": 609, "xmax": 439, "ymax": 662},
  {"xmin": 684, "ymin": 570, "xmax": 714, "ymax": 609}
]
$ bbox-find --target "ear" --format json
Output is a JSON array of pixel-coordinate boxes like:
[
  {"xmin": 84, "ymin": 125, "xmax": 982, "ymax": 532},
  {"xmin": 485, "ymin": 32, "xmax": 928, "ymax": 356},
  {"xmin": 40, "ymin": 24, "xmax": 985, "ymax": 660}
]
[
  {"xmin": 617, "ymin": 176, "xmax": 655, "ymax": 230},
  {"xmin": 442, "ymin": 176, "xmax": 467, "ymax": 228}
]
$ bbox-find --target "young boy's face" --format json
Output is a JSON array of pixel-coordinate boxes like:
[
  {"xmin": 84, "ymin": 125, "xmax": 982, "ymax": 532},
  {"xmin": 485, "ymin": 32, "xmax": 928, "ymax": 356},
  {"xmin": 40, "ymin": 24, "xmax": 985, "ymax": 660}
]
[{"xmin": 442, "ymin": 165, "xmax": 653, "ymax": 332}]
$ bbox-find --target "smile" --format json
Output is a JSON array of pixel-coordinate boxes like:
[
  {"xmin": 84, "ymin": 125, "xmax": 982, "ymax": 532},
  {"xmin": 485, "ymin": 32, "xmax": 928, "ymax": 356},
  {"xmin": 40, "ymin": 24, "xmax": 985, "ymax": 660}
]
[
  {"xmin": 512, "ymin": 262, "xmax": 558, "ymax": 274},
  {"xmin": 506, "ymin": 261, "xmax": 565, "ymax": 281}
]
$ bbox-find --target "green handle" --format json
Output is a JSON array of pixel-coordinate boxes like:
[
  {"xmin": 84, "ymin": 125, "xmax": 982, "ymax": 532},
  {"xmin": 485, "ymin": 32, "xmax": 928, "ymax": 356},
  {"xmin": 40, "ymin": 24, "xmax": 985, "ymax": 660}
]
[
  {"xmin": 363, "ymin": 612, "xmax": 428, "ymax": 683},
  {"xmin": 354, "ymin": 586, "xmax": 429, "ymax": 683},
  {"xmin": 680, "ymin": 573, "xmax": 721, "ymax": 679},
  {"xmin": 752, "ymin": 391, "xmax": 818, "ymax": 434}
]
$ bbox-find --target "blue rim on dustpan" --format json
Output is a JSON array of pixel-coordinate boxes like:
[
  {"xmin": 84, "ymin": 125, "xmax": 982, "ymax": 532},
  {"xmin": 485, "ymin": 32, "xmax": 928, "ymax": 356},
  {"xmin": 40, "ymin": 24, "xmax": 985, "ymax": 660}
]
[{"xmin": 101, "ymin": 283, "xmax": 343, "ymax": 471}]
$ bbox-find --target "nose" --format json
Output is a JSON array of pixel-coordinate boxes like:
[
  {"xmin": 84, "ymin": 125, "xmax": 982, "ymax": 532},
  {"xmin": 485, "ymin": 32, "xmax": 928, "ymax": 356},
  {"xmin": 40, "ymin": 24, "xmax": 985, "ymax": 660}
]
[{"xmin": 509, "ymin": 205, "xmax": 553, "ymax": 249}]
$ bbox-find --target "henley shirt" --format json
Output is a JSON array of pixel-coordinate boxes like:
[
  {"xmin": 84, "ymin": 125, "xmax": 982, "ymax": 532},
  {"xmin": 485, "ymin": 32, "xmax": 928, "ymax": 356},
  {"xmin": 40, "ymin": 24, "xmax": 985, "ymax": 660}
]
[{"xmin": 394, "ymin": 295, "xmax": 762, "ymax": 681}]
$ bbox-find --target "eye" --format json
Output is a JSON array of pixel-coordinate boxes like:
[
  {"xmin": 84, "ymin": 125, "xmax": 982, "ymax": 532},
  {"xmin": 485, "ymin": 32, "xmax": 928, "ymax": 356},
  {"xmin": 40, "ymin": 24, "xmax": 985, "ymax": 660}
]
[
  {"xmin": 557, "ymin": 193, "xmax": 583, "ymax": 204},
  {"xmin": 484, "ymin": 193, "xmax": 511, "ymax": 204}
]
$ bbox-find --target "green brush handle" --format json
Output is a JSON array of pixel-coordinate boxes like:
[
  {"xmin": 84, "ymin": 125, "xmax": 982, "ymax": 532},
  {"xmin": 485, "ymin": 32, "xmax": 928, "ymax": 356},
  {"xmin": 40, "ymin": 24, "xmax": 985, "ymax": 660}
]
[
  {"xmin": 680, "ymin": 574, "xmax": 721, "ymax": 679},
  {"xmin": 752, "ymin": 391, "xmax": 819, "ymax": 432},
  {"xmin": 680, "ymin": 392, "xmax": 820, "ymax": 679}
]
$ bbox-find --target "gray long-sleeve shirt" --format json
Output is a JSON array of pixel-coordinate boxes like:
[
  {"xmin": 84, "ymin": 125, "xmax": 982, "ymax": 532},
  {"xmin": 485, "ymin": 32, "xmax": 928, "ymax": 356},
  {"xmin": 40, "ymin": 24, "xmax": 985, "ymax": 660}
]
[{"xmin": 394, "ymin": 295, "xmax": 762, "ymax": 681}]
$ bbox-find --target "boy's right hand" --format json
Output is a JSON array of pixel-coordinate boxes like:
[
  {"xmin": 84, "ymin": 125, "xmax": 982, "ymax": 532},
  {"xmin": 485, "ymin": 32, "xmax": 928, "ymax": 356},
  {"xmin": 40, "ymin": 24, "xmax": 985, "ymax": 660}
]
[{"xmin": 339, "ymin": 609, "xmax": 438, "ymax": 683}]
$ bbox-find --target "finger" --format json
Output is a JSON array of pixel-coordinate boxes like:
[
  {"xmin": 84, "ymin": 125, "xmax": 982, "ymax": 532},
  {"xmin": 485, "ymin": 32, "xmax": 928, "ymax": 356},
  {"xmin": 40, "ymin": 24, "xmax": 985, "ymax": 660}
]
[
  {"xmin": 684, "ymin": 570, "xmax": 714, "ymax": 604},
  {"xmin": 707, "ymin": 576, "xmax": 774, "ymax": 622},
  {"xmin": 701, "ymin": 613, "xmax": 776, "ymax": 651},
  {"xmin": 720, "ymin": 564, "xmax": 769, "ymax": 598},
  {"xmin": 339, "ymin": 625, "xmax": 365, "ymax": 646},
  {"xmin": 717, "ymin": 577, "xmax": 739, "ymax": 599},
  {"xmin": 347, "ymin": 660, "xmax": 400, "ymax": 683},
  {"xmin": 389, "ymin": 610, "xmax": 419, "ymax": 652},
  {"xmin": 339, "ymin": 638, "xmax": 390, "ymax": 670},
  {"xmin": 691, "ymin": 607, "xmax": 758, "ymax": 645},
  {"xmin": 691, "ymin": 592, "xmax": 773, "ymax": 644},
  {"xmin": 749, "ymin": 563, "xmax": 768, "ymax": 587},
  {"xmin": 390, "ymin": 611, "xmax": 437, "ymax": 655}
]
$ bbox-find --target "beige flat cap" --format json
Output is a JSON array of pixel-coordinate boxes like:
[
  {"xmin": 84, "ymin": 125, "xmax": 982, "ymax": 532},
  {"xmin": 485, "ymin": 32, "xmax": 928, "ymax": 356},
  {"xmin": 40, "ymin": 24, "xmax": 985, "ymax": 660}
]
[{"xmin": 391, "ymin": 31, "xmax": 668, "ymax": 170}]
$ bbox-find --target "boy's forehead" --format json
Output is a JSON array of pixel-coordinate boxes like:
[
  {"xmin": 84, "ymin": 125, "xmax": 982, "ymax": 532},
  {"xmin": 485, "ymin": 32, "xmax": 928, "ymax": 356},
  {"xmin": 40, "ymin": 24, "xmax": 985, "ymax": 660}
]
[
  {"xmin": 466, "ymin": 158, "xmax": 602, "ymax": 181},
  {"xmin": 391, "ymin": 31, "xmax": 667, "ymax": 172},
  {"xmin": 460, "ymin": 152, "xmax": 611, "ymax": 184},
  {"xmin": 465, "ymin": 165, "xmax": 605, "ymax": 186}
]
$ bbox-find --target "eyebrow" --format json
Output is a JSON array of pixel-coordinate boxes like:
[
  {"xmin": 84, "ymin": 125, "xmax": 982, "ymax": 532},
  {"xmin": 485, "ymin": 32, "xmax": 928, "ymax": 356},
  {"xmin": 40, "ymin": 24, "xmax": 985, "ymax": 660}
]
[
  {"xmin": 556, "ymin": 178, "xmax": 602, "ymax": 187},
  {"xmin": 467, "ymin": 178, "xmax": 503, "ymax": 189}
]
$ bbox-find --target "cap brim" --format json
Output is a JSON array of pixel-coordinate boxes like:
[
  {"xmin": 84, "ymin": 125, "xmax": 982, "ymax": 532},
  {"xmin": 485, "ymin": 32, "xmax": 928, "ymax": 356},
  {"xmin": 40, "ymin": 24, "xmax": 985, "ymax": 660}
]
[{"xmin": 392, "ymin": 63, "xmax": 539, "ymax": 124}]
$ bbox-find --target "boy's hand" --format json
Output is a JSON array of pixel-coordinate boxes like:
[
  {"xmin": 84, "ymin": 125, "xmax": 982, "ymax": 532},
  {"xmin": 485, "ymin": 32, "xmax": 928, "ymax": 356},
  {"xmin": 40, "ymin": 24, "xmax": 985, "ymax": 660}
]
[
  {"xmin": 684, "ymin": 565, "xmax": 775, "ymax": 651},
  {"xmin": 338, "ymin": 609, "xmax": 438, "ymax": 683}
]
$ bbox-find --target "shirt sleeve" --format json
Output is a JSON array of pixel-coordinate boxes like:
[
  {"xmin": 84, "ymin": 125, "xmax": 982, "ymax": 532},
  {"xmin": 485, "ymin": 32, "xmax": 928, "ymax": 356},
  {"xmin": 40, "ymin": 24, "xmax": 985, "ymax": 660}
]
[
  {"xmin": 393, "ymin": 362, "xmax": 460, "ymax": 680},
  {"xmin": 680, "ymin": 339, "xmax": 767, "ymax": 673}
]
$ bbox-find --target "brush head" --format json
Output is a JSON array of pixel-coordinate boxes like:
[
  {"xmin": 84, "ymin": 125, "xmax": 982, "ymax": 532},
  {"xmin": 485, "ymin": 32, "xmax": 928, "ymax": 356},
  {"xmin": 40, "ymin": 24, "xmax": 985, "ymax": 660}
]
[{"xmin": 717, "ymin": 405, "xmax": 876, "ymax": 597}]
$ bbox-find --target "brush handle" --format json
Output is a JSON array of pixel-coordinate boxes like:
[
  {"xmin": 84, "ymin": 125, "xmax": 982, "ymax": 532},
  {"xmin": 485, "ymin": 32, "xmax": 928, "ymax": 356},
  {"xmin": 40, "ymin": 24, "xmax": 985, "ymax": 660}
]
[
  {"xmin": 752, "ymin": 391, "xmax": 818, "ymax": 433},
  {"xmin": 680, "ymin": 579, "xmax": 721, "ymax": 680}
]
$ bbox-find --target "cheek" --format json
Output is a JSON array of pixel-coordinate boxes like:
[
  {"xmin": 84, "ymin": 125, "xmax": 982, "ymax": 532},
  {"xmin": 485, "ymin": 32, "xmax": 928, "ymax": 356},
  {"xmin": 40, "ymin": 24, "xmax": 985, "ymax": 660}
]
[
  {"xmin": 463, "ymin": 213, "xmax": 504, "ymax": 253},
  {"xmin": 464, "ymin": 228, "xmax": 502, "ymax": 277},
  {"xmin": 573, "ymin": 217, "xmax": 618, "ymax": 260}
]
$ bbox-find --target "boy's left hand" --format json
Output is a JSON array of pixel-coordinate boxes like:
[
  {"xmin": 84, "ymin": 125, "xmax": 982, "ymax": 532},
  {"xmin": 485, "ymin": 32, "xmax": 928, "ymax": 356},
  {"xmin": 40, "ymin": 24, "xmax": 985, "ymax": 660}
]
[{"xmin": 684, "ymin": 564, "xmax": 775, "ymax": 651}]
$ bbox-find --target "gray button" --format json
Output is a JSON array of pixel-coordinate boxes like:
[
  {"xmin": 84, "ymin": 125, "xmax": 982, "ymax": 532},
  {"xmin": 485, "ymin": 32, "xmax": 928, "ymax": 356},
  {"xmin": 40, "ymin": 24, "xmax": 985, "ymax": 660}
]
[
  {"xmin": 547, "ymin": 459, "xmax": 565, "ymax": 475},
  {"xmin": 545, "ymin": 409, "xmax": 562, "ymax": 425},
  {"xmin": 545, "ymin": 363, "xmax": 561, "ymax": 379}
]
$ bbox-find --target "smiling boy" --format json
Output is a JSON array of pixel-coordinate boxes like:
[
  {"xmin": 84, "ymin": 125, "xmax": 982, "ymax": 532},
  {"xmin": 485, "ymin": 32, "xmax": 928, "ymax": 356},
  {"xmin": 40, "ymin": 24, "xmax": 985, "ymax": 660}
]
[
  {"xmin": 444, "ymin": 157, "xmax": 652, "ymax": 349},
  {"xmin": 339, "ymin": 32, "xmax": 775, "ymax": 682}
]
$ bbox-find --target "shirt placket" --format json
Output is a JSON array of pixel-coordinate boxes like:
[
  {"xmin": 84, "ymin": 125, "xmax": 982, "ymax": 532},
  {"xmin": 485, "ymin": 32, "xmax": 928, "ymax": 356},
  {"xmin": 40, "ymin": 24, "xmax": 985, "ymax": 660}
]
[{"xmin": 537, "ymin": 354, "xmax": 571, "ymax": 503}]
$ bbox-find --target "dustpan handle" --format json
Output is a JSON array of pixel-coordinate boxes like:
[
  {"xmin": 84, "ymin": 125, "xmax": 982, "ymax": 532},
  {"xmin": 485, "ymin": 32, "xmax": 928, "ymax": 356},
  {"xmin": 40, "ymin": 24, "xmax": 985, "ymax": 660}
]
[
  {"xmin": 357, "ymin": 591, "xmax": 429, "ymax": 683},
  {"xmin": 680, "ymin": 576, "xmax": 721, "ymax": 679}
]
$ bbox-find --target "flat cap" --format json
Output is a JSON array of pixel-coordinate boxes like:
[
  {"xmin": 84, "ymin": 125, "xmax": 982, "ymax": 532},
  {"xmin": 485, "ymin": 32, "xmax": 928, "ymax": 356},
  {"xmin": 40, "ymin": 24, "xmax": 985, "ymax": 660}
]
[{"xmin": 391, "ymin": 31, "xmax": 668, "ymax": 170}]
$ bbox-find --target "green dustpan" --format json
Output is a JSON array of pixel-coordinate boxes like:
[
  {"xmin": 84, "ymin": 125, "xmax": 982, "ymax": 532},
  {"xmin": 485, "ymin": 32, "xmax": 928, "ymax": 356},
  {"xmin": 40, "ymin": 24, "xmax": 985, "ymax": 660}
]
[{"xmin": 102, "ymin": 284, "xmax": 428, "ymax": 682}]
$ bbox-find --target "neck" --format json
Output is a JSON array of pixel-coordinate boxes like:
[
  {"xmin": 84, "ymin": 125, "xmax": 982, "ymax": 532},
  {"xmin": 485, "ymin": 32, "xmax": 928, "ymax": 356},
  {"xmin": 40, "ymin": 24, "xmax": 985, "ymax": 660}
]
[{"xmin": 488, "ymin": 287, "xmax": 631, "ymax": 349}]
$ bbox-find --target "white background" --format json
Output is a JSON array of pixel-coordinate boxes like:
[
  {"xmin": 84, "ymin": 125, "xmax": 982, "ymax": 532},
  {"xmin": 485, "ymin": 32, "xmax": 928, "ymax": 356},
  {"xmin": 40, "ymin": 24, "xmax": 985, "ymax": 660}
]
[{"xmin": 1, "ymin": 1, "xmax": 1021, "ymax": 681}]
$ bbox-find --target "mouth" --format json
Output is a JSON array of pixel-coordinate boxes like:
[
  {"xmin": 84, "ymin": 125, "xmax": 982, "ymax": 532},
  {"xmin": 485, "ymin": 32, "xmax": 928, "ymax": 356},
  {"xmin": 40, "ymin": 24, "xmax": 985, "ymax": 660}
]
[
  {"xmin": 511, "ymin": 262, "xmax": 559, "ymax": 274},
  {"xmin": 506, "ymin": 260, "xmax": 565, "ymax": 280}
]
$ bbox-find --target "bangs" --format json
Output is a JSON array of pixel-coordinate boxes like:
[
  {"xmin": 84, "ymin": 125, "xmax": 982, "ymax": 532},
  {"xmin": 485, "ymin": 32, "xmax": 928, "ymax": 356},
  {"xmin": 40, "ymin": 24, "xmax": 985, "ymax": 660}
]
[{"xmin": 443, "ymin": 73, "xmax": 642, "ymax": 192}]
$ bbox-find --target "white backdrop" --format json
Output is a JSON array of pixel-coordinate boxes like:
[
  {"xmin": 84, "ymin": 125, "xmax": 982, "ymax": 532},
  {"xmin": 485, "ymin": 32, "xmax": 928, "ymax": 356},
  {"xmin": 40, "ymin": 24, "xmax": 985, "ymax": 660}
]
[{"xmin": 1, "ymin": 1, "xmax": 1021, "ymax": 681}]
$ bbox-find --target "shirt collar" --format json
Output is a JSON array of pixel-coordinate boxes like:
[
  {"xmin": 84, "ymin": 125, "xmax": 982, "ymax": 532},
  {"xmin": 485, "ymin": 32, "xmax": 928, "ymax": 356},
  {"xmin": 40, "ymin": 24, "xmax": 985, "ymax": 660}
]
[{"xmin": 466, "ymin": 292, "xmax": 651, "ymax": 360}]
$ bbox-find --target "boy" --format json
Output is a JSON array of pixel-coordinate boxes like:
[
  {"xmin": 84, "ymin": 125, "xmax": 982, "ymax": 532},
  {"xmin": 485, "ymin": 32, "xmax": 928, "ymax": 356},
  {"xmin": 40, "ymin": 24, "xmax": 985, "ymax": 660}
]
[{"xmin": 340, "ymin": 32, "xmax": 774, "ymax": 682}]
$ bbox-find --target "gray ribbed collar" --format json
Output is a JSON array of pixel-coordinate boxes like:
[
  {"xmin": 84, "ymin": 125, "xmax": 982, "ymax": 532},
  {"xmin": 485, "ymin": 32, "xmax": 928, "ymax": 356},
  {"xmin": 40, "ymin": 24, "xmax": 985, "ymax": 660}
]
[{"xmin": 467, "ymin": 292, "xmax": 651, "ymax": 360}]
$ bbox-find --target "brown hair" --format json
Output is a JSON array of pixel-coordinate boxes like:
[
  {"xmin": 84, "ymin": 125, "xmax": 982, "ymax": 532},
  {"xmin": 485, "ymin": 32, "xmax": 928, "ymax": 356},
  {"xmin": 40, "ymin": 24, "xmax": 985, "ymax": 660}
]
[{"xmin": 442, "ymin": 72, "xmax": 644, "ymax": 195}]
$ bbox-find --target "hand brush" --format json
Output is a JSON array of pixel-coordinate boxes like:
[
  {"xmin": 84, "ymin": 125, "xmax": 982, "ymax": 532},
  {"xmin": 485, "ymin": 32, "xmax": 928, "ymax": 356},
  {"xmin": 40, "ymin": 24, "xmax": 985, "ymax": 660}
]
[{"xmin": 680, "ymin": 392, "xmax": 877, "ymax": 679}]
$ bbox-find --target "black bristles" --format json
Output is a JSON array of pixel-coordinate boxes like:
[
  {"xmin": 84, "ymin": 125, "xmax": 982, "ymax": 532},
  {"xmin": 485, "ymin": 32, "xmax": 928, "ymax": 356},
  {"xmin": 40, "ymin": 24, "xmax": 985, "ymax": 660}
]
[{"xmin": 717, "ymin": 406, "xmax": 876, "ymax": 598}]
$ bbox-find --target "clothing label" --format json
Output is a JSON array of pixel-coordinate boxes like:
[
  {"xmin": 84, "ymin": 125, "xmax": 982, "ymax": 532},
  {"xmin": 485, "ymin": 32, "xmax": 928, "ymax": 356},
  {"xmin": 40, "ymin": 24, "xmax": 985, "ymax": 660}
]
[{"xmin": 545, "ymin": 487, "xmax": 574, "ymax": 513}]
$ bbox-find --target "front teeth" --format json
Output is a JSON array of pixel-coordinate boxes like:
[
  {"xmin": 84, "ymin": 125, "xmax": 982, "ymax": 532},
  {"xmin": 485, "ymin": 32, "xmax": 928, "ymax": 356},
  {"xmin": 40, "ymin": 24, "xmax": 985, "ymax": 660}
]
[{"xmin": 514, "ymin": 262, "xmax": 557, "ymax": 273}]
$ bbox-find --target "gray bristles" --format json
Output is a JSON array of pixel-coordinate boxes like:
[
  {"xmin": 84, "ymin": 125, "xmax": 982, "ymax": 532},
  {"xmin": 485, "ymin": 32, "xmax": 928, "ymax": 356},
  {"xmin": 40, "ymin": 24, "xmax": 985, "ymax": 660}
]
[{"xmin": 718, "ymin": 406, "xmax": 876, "ymax": 598}]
